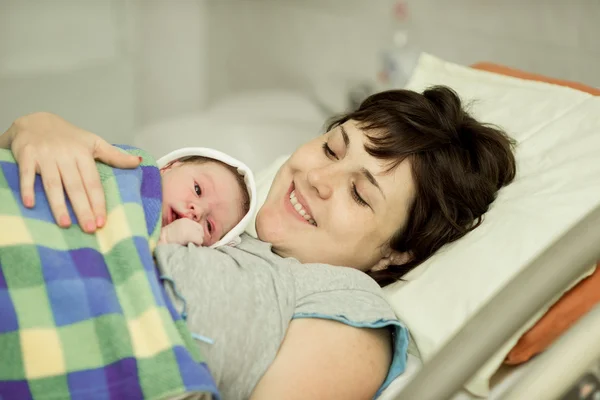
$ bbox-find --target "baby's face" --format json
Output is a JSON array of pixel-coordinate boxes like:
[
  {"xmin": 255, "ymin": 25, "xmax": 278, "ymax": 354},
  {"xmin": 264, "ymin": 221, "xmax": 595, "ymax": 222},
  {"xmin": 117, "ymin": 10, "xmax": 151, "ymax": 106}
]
[{"xmin": 160, "ymin": 160, "xmax": 245, "ymax": 246}]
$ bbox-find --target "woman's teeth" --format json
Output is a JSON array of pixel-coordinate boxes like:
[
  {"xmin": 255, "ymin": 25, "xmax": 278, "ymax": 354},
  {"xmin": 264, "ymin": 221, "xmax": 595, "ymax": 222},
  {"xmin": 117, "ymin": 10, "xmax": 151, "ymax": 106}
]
[{"xmin": 290, "ymin": 190, "xmax": 317, "ymax": 226}]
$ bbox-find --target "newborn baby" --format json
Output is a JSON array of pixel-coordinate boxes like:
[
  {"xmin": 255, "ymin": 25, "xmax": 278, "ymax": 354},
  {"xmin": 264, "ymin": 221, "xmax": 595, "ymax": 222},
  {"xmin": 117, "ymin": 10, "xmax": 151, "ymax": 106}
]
[{"xmin": 157, "ymin": 148, "xmax": 256, "ymax": 248}]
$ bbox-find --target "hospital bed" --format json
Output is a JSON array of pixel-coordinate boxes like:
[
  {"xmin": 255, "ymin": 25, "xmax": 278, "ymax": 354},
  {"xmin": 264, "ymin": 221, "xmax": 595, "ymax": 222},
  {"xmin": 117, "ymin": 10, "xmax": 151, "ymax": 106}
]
[
  {"xmin": 382, "ymin": 203, "xmax": 600, "ymax": 400},
  {"xmin": 135, "ymin": 53, "xmax": 600, "ymax": 400}
]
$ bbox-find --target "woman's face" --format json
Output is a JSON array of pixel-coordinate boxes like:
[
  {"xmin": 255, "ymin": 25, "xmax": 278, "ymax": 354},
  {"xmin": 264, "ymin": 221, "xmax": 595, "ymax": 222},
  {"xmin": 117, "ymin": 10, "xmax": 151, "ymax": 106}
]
[{"xmin": 256, "ymin": 120, "xmax": 416, "ymax": 271}]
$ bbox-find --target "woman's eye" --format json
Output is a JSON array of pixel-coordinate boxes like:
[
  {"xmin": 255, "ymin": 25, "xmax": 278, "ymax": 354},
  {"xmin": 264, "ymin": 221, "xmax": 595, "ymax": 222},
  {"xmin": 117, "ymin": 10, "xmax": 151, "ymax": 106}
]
[
  {"xmin": 351, "ymin": 183, "xmax": 369, "ymax": 207},
  {"xmin": 322, "ymin": 142, "xmax": 338, "ymax": 160},
  {"xmin": 194, "ymin": 183, "xmax": 202, "ymax": 196}
]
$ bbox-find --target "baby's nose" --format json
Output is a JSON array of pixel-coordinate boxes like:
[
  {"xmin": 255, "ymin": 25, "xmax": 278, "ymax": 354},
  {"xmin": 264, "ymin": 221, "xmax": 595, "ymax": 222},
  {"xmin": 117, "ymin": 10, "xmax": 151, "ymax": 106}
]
[{"xmin": 189, "ymin": 202, "xmax": 206, "ymax": 222}]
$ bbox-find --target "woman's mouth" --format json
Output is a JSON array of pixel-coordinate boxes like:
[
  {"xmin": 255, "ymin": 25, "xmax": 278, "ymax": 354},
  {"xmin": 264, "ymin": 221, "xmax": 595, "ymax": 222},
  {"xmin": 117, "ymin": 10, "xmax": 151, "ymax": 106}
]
[{"xmin": 288, "ymin": 188, "xmax": 317, "ymax": 226}]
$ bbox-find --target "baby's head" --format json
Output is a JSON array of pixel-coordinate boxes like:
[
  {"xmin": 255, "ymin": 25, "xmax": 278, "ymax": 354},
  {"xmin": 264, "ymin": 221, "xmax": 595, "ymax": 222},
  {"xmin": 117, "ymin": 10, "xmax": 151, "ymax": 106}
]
[{"xmin": 160, "ymin": 155, "xmax": 251, "ymax": 247}]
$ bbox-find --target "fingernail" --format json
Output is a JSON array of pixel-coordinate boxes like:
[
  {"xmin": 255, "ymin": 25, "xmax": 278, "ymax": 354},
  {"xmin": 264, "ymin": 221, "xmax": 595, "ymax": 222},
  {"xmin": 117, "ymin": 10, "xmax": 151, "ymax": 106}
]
[
  {"xmin": 85, "ymin": 221, "xmax": 96, "ymax": 233},
  {"xmin": 138, "ymin": 156, "xmax": 143, "ymax": 163},
  {"xmin": 96, "ymin": 216, "xmax": 105, "ymax": 228},
  {"xmin": 24, "ymin": 196, "xmax": 33, "ymax": 208},
  {"xmin": 59, "ymin": 215, "xmax": 71, "ymax": 227}
]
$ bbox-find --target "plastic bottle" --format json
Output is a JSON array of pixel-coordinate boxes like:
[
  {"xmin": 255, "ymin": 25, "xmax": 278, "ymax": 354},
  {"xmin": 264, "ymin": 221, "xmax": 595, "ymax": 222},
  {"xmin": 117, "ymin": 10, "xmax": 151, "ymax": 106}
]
[{"xmin": 377, "ymin": 1, "xmax": 420, "ymax": 90}]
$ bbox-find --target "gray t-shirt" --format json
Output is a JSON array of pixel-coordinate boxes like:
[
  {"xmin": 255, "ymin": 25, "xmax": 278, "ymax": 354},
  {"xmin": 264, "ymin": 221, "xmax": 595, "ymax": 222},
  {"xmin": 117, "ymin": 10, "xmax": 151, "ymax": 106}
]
[{"xmin": 155, "ymin": 234, "xmax": 408, "ymax": 400}]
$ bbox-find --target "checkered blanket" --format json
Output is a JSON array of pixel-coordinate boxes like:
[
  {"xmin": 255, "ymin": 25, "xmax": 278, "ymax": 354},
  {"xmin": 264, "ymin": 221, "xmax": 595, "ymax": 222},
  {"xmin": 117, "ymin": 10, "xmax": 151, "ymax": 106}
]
[{"xmin": 0, "ymin": 146, "xmax": 219, "ymax": 400}]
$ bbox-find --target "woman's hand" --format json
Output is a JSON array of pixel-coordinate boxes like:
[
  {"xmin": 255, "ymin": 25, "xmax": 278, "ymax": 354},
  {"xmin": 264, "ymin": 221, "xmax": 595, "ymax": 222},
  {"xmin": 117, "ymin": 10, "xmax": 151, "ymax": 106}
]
[
  {"xmin": 159, "ymin": 218, "xmax": 205, "ymax": 246},
  {"xmin": 1, "ymin": 112, "xmax": 141, "ymax": 232}
]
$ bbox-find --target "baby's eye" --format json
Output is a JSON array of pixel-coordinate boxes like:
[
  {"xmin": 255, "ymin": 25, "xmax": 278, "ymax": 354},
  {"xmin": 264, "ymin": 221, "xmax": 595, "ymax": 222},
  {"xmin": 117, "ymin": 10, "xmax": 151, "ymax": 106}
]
[
  {"xmin": 194, "ymin": 183, "xmax": 202, "ymax": 196},
  {"xmin": 207, "ymin": 221, "xmax": 213, "ymax": 234}
]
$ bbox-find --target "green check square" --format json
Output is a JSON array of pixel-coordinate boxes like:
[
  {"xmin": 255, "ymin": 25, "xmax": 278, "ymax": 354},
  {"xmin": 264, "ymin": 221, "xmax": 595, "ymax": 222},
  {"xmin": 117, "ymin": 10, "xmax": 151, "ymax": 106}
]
[
  {"xmin": 0, "ymin": 149, "xmax": 15, "ymax": 163},
  {"xmin": 115, "ymin": 270, "xmax": 155, "ymax": 319},
  {"xmin": 0, "ymin": 246, "xmax": 44, "ymax": 288},
  {"xmin": 24, "ymin": 219, "xmax": 69, "ymax": 251},
  {"xmin": 94, "ymin": 314, "xmax": 134, "ymax": 365},
  {"xmin": 158, "ymin": 308, "xmax": 185, "ymax": 348},
  {"xmin": 10, "ymin": 286, "xmax": 55, "ymax": 328},
  {"xmin": 104, "ymin": 240, "xmax": 142, "ymax": 284},
  {"xmin": 0, "ymin": 331, "xmax": 26, "ymax": 379},
  {"xmin": 96, "ymin": 160, "xmax": 114, "ymax": 179},
  {"xmin": 29, "ymin": 374, "xmax": 69, "ymax": 399},
  {"xmin": 0, "ymin": 186, "xmax": 21, "ymax": 216},
  {"xmin": 61, "ymin": 224, "xmax": 99, "ymax": 253},
  {"xmin": 59, "ymin": 320, "xmax": 104, "ymax": 371},
  {"xmin": 123, "ymin": 203, "xmax": 147, "ymax": 238},
  {"xmin": 0, "ymin": 167, "xmax": 21, "ymax": 212},
  {"xmin": 138, "ymin": 349, "xmax": 183, "ymax": 399},
  {"xmin": 99, "ymin": 175, "xmax": 122, "ymax": 214}
]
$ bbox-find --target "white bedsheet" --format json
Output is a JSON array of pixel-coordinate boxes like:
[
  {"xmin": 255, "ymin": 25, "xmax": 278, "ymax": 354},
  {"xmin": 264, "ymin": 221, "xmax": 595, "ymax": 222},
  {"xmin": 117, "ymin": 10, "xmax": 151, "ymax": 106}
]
[{"xmin": 379, "ymin": 355, "xmax": 533, "ymax": 400}]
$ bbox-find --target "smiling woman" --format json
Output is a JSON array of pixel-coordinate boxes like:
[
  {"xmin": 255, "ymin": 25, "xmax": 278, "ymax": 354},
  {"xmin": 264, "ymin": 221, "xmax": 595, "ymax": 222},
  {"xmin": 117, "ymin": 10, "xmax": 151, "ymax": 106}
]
[
  {"xmin": 257, "ymin": 119, "xmax": 416, "ymax": 271},
  {"xmin": 0, "ymin": 85, "xmax": 516, "ymax": 400},
  {"xmin": 258, "ymin": 86, "xmax": 516, "ymax": 284}
]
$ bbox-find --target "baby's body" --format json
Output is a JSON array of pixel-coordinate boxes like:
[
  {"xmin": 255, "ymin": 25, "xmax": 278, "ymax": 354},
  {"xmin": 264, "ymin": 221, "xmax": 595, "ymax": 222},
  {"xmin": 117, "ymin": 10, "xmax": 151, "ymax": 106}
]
[{"xmin": 158, "ymin": 156, "xmax": 251, "ymax": 247}]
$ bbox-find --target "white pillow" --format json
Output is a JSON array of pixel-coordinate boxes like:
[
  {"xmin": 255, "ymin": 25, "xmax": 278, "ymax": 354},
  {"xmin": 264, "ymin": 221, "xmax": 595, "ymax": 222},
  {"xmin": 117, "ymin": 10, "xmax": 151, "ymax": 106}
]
[{"xmin": 383, "ymin": 53, "xmax": 600, "ymax": 396}]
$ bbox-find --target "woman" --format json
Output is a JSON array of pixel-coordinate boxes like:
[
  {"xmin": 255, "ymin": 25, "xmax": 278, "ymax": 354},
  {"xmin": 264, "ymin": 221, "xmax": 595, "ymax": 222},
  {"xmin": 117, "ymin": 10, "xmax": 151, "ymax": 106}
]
[{"xmin": 1, "ymin": 86, "xmax": 516, "ymax": 399}]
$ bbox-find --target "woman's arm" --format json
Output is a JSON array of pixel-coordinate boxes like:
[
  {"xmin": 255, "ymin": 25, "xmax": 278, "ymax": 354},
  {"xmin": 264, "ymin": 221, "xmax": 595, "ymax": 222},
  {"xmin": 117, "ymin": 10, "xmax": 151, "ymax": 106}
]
[
  {"xmin": 1, "ymin": 112, "xmax": 140, "ymax": 232},
  {"xmin": 251, "ymin": 318, "xmax": 392, "ymax": 400}
]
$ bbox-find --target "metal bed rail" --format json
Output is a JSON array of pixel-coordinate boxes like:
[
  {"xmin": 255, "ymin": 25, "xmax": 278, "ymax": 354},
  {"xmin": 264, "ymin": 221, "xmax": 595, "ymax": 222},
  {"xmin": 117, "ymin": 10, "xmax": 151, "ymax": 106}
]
[{"xmin": 395, "ymin": 203, "xmax": 600, "ymax": 400}]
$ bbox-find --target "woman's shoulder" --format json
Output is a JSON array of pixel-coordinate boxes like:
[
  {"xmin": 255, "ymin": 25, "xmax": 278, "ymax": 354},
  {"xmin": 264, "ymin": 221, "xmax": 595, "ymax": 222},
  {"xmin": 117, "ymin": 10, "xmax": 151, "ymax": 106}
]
[{"xmin": 293, "ymin": 260, "xmax": 385, "ymax": 296}]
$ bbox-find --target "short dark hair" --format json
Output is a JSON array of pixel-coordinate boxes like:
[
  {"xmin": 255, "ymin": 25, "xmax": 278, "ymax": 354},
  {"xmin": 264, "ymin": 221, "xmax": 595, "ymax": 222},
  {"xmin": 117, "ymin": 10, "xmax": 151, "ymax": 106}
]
[
  {"xmin": 178, "ymin": 155, "xmax": 251, "ymax": 217},
  {"xmin": 327, "ymin": 86, "xmax": 516, "ymax": 287}
]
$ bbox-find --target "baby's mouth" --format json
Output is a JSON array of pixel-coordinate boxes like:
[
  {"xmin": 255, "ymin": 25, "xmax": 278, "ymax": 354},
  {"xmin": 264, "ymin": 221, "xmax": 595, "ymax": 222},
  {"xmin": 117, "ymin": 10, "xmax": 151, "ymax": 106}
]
[{"xmin": 170, "ymin": 208, "xmax": 183, "ymax": 224}]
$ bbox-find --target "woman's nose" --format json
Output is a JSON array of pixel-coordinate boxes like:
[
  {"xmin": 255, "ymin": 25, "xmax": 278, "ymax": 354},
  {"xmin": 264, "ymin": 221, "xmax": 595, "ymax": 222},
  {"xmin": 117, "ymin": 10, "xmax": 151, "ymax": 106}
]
[{"xmin": 307, "ymin": 165, "xmax": 336, "ymax": 199}]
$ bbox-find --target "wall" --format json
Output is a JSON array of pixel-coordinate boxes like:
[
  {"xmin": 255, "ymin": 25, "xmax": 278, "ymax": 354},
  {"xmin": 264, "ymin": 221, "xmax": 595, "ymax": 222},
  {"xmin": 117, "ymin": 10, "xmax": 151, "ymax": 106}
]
[
  {"xmin": 2, "ymin": 0, "xmax": 598, "ymax": 141},
  {"xmin": 0, "ymin": 0, "xmax": 210, "ymax": 142},
  {"xmin": 409, "ymin": 0, "xmax": 600, "ymax": 87},
  {"xmin": 206, "ymin": 0, "xmax": 395, "ymax": 111},
  {"xmin": 207, "ymin": 0, "xmax": 600, "ymax": 112},
  {"xmin": 0, "ymin": 0, "xmax": 136, "ymax": 144},
  {"xmin": 133, "ymin": 0, "xmax": 210, "ymax": 126}
]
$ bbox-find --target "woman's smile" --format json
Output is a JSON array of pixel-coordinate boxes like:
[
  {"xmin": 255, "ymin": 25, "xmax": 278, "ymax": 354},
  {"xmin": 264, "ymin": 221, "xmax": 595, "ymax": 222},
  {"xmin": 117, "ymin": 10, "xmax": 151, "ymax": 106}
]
[{"xmin": 284, "ymin": 182, "xmax": 317, "ymax": 226}]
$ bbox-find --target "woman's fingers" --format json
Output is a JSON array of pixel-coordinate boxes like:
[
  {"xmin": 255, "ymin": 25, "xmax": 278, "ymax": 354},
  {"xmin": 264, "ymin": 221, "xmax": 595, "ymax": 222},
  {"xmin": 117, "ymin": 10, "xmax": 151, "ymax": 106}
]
[
  {"xmin": 39, "ymin": 161, "xmax": 71, "ymax": 228},
  {"xmin": 77, "ymin": 156, "xmax": 106, "ymax": 228},
  {"xmin": 7, "ymin": 113, "xmax": 118, "ymax": 231},
  {"xmin": 94, "ymin": 140, "xmax": 141, "ymax": 169},
  {"xmin": 17, "ymin": 145, "xmax": 37, "ymax": 208},
  {"xmin": 59, "ymin": 159, "xmax": 97, "ymax": 233}
]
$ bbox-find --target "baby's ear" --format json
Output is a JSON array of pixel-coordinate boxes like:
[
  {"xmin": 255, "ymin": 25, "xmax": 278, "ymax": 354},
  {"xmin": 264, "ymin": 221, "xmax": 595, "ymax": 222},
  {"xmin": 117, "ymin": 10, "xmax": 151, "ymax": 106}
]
[
  {"xmin": 370, "ymin": 250, "xmax": 411, "ymax": 272},
  {"xmin": 159, "ymin": 160, "xmax": 182, "ymax": 174}
]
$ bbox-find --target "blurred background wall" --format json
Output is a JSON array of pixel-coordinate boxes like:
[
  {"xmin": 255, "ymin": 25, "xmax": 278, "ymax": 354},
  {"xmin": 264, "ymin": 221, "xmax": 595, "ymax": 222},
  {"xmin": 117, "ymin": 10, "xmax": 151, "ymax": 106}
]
[{"xmin": 1, "ymin": 0, "xmax": 598, "ymax": 145}]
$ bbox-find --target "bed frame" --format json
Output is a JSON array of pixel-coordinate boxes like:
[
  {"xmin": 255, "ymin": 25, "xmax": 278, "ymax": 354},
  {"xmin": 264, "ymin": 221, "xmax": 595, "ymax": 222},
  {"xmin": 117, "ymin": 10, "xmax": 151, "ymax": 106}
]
[{"xmin": 394, "ymin": 203, "xmax": 600, "ymax": 399}]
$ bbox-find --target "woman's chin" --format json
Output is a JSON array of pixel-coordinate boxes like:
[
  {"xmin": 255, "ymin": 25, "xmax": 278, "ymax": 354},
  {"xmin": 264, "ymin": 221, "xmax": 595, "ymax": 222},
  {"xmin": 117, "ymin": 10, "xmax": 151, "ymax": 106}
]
[
  {"xmin": 255, "ymin": 209, "xmax": 281, "ymax": 244},
  {"xmin": 256, "ymin": 208, "xmax": 298, "ymax": 255}
]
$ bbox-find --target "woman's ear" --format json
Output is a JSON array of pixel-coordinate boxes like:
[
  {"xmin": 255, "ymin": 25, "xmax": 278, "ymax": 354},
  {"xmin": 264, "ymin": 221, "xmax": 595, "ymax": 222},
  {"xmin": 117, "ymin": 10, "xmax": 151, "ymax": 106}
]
[{"xmin": 370, "ymin": 249, "xmax": 411, "ymax": 272}]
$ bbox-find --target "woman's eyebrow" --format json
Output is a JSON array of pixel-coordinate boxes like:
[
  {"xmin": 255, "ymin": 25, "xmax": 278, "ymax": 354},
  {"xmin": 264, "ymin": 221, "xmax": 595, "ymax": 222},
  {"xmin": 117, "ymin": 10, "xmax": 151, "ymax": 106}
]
[
  {"xmin": 341, "ymin": 125, "xmax": 386, "ymax": 200},
  {"xmin": 361, "ymin": 167, "xmax": 386, "ymax": 199},
  {"xmin": 340, "ymin": 125, "xmax": 350, "ymax": 147}
]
